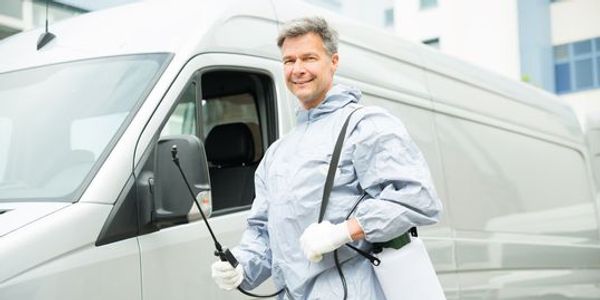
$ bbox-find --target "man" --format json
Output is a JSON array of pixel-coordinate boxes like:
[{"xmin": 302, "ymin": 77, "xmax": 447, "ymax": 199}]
[{"xmin": 211, "ymin": 17, "xmax": 442, "ymax": 299}]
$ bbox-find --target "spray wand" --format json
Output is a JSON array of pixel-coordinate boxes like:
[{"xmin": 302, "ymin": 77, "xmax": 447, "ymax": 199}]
[{"xmin": 170, "ymin": 145, "xmax": 283, "ymax": 298}]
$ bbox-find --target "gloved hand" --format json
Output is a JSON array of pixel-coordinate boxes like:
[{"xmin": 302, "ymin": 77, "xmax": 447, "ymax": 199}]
[
  {"xmin": 299, "ymin": 221, "xmax": 352, "ymax": 262},
  {"xmin": 211, "ymin": 261, "xmax": 244, "ymax": 290}
]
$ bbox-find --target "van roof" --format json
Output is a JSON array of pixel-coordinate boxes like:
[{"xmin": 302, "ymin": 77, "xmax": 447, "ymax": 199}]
[
  {"xmin": 0, "ymin": 0, "xmax": 280, "ymax": 73},
  {"xmin": 0, "ymin": 0, "xmax": 581, "ymax": 142}
]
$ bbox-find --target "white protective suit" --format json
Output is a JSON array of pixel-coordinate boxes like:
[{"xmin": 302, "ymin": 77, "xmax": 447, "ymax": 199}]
[{"xmin": 231, "ymin": 84, "xmax": 442, "ymax": 299}]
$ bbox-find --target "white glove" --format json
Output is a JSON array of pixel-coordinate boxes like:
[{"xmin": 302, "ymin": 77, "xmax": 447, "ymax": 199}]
[
  {"xmin": 211, "ymin": 261, "xmax": 244, "ymax": 290},
  {"xmin": 299, "ymin": 221, "xmax": 352, "ymax": 262}
]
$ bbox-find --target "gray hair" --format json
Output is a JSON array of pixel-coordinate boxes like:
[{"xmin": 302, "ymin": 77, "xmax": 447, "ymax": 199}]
[{"xmin": 277, "ymin": 16, "xmax": 339, "ymax": 56}]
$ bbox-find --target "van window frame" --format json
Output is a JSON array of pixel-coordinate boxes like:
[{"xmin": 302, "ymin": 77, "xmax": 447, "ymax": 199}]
[
  {"xmin": 199, "ymin": 67, "xmax": 278, "ymax": 215},
  {"xmin": 150, "ymin": 66, "xmax": 278, "ymax": 216}
]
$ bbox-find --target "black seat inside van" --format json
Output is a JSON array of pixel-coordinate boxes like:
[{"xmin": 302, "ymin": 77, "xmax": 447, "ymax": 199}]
[{"xmin": 205, "ymin": 122, "xmax": 257, "ymax": 211}]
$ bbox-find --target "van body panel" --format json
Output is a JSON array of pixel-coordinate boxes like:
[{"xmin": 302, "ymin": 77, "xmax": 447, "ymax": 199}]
[
  {"xmin": 458, "ymin": 269, "xmax": 600, "ymax": 299},
  {"xmin": 421, "ymin": 49, "xmax": 583, "ymax": 144},
  {"xmin": 0, "ymin": 202, "xmax": 69, "ymax": 237},
  {"xmin": 569, "ymin": 100, "xmax": 600, "ymax": 230},
  {"xmin": 424, "ymin": 53, "xmax": 600, "ymax": 297},
  {"xmin": 138, "ymin": 211, "xmax": 261, "ymax": 300},
  {"xmin": 0, "ymin": 237, "xmax": 141, "ymax": 300},
  {"xmin": 0, "ymin": 203, "xmax": 113, "ymax": 284},
  {"xmin": 434, "ymin": 112, "xmax": 596, "ymax": 235}
]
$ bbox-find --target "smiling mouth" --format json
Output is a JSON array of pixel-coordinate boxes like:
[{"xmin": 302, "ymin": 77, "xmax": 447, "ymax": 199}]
[{"xmin": 293, "ymin": 78, "xmax": 314, "ymax": 85}]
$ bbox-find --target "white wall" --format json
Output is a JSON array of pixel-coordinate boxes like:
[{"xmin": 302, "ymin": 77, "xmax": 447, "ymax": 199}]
[
  {"xmin": 395, "ymin": 0, "xmax": 522, "ymax": 81},
  {"xmin": 394, "ymin": 0, "xmax": 440, "ymax": 41},
  {"xmin": 551, "ymin": 0, "xmax": 600, "ymax": 45},
  {"xmin": 341, "ymin": 0, "xmax": 391, "ymax": 28},
  {"xmin": 306, "ymin": 0, "xmax": 392, "ymax": 29}
]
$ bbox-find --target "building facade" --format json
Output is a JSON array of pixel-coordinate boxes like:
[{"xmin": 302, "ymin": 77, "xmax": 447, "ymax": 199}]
[
  {"xmin": 393, "ymin": 0, "xmax": 600, "ymax": 111},
  {"xmin": 0, "ymin": 0, "xmax": 85, "ymax": 40},
  {"xmin": 395, "ymin": 0, "xmax": 552, "ymax": 90},
  {"xmin": 307, "ymin": 0, "xmax": 395, "ymax": 29},
  {"xmin": 550, "ymin": 0, "xmax": 600, "ymax": 118}
]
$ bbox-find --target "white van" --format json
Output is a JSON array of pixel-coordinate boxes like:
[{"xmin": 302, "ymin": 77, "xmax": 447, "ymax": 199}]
[{"xmin": 1, "ymin": 0, "xmax": 598, "ymax": 299}]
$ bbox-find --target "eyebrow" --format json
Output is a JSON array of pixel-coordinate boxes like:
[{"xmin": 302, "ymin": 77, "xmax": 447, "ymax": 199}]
[{"xmin": 282, "ymin": 52, "xmax": 320, "ymax": 60}]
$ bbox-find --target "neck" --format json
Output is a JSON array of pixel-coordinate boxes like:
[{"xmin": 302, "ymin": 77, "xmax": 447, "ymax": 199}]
[{"xmin": 302, "ymin": 97, "xmax": 325, "ymax": 110}]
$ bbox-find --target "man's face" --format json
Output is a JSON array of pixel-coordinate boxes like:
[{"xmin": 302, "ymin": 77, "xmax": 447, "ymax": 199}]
[{"xmin": 281, "ymin": 32, "xmax": 339, "ymax": 110}]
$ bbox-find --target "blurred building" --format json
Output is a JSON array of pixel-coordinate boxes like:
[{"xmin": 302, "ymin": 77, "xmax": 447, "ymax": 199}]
[
  {"xmin": 394, "ymin": 0, "xmax": 600, "ymax": 104},
  {"xmin": 307, "ymin": 0, "xmax": 395, "ymax": 29},
  {"xmin": 0, "ymin": 0, "xmax": 85, "ymax": 40},
  {"xmin": 550, "ymin": 0, "xmax": 600, "ymax": 116}
]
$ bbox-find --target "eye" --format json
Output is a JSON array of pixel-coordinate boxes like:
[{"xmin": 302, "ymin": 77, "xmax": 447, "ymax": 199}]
[{"xmin": 283, "ymin": 59, "xmax": 294, "ymax": 65}]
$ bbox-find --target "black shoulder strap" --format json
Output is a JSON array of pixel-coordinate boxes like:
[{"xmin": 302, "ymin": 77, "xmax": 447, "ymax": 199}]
[{"xmin": 318, "ymin": 107, "xmax": 362, "ymax": 223}]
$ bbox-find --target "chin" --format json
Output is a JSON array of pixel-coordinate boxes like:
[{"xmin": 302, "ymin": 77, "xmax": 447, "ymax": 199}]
[
  {"xmin": 299, "ymin": 97, "xmax": 321, "ymax": 109},
  {"xmin": 295, "ymin": 92, "xmax": 314, "ymax": 103}
]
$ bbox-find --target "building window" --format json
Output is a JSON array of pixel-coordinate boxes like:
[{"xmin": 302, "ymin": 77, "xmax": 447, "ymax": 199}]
[
  {"xmin": 575, "ymin": 59, "xmax": 594, "ymax": 89},
  {"xmin": 384, "ymin": 8, "xmax": 394, "ymax": 27},
  {"xmin": 423, "ymin": 37, "xmax": 440, "ymax": 49},
  {"xmin": 554, "ymin": 44, "xmax": 569, "ymax": 60},
  {"xmin": 555, "ymin": 63, "xmax": 571, "ymax": 93},
  {"xmin": 305, "ymin": 0, "xmax": 342, "ymax": 10},
  {"xmin": 420, "ymin": 0, "xmax": 438, "ymax": 10},
  {"xmin": 597, "ymin": 57, "xmax": 600, "ymax": 86},
  {"xmin": 573, "ymin": 40, "xmax": 592, "ymax": 55},
  {"xmin": 0, "ymin": 0, "xmax": 22, "ymax": 18},
  {"xmin": 554, "ymin": 37, "xmax": 600, "ymax": 94}
]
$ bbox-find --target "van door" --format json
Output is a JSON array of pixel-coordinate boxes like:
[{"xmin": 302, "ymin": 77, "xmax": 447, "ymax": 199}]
[{"xmin": 134, "ymin": 53, "xmax": 288, "ymax": 300}]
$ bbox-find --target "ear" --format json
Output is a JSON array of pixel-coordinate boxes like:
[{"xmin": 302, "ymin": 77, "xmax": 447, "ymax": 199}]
[{"xmin": 331, "ymin": 53, "xmax": 339, "ymax": 72}]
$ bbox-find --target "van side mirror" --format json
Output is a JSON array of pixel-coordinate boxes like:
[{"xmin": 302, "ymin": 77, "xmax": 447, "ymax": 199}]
[{"xmin": 152, "ymin": 135, "xmax": 212, "ymax": 226}]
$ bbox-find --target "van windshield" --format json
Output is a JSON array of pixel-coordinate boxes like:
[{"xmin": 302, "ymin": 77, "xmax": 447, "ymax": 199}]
[{"xmin": 0, "ymin": 54, "xmax": 169, "ymax": 202}]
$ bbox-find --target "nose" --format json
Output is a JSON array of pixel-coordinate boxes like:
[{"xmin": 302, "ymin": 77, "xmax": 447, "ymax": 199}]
[{"xmin": 291, "ymin": 59, "xmax": 305, "ymax": 76}]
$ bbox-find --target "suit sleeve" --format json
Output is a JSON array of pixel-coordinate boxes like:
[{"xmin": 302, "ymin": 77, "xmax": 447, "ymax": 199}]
[{"xmin": 349, "ymin": 108, "xmax": 442, "ymax": 243}]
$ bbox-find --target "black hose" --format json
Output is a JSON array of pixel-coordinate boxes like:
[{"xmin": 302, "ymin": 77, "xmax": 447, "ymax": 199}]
[
  {"xmin": 334, "ymin": 250, "xmax": 348, "ymax": 300},
  {"xmin": 237, "ymin": 287, "xmax": 284, "ymax": 298}
]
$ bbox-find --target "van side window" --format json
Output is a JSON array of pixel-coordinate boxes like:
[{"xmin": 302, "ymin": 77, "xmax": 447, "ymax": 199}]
[
  {"xmin": 161, "ymin": 70, "xmax": 275, "ymax": 214},
  {"xmin": 161, "ymin": 82, "xmax": 197, "ymax": 136},
  {"xmin": 201, "ymin": 71, "xmax": 274, "ymax": 213}
]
